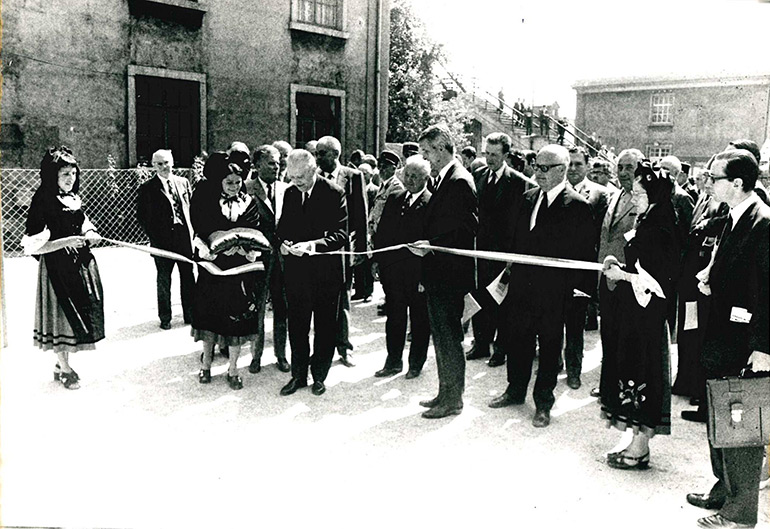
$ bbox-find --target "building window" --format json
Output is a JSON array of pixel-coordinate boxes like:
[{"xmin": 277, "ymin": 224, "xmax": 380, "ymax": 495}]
[
  {"xmin": 290, "ymin": 84, "xmax": 346, "ymax": 150},
  {"xmin": 127, "ymin": 66, "xmax": 206, "ymax": 167},
  {"xmin": 650, "ymin": 93, "xmax": 673, "ymax": 124},
  {"xmin": 297, "ymin": 0, "xmax": 340, "ymax": 29},
  {"xmin": 646, "ymin": 144, "xmax": 673, "ymax": 160},
  {"xmin": 290, "ymin": 0, "xmax": 349, "ymax": 39}
]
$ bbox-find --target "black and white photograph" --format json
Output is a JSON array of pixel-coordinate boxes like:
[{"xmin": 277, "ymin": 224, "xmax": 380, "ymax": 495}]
[{"xmin": 1, "ymin": 0, "xmax": 769, "ymax": 527}]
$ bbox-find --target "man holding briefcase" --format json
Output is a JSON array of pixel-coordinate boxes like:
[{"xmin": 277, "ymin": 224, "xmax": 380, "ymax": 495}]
[{"xmin": 687, "ymin": 149, "xmax": 770, "ymax": 529}]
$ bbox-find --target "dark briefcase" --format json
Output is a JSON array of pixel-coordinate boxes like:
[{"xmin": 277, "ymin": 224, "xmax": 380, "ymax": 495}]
[{"xmin": 706, "ymin": 373, "xmax": 770, "ymax": 448}]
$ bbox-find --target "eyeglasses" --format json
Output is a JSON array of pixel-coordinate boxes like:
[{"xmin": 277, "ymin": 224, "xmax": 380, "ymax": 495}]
[
  {"xmin": 703, "ymin": 172, "xmax": 731, "ymax": 183},
  {"xmin": 535, "ymin": 163, "xmax": 565, "ymax": 173}
]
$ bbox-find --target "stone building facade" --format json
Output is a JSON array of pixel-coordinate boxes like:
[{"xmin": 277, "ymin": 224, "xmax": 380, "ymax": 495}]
[
  {"xmin": 573, "ymin": 73, "xmax": 770, "ymax": 164},
  {"xmin": 1, "ymin": 0, "xmax": 391, "ymax": 168}
]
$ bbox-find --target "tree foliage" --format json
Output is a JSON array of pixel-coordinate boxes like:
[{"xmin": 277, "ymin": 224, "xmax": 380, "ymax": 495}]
[{"xmin": 386, "ymin": 0, "xmax": 471, "ymax": 146}]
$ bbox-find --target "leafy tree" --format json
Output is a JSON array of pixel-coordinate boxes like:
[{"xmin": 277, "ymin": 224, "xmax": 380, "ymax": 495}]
[{"xmin": 386, "ymin": 0, "xmax": 471, "ymax": 147}]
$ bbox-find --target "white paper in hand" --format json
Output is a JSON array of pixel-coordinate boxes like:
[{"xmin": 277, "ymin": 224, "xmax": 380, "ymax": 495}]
[
  {"xmin": 486, "ymin": 269, "xmax": 510, "ymax": 305},
  {"xmin": 461, "ymin": 293, "xmax": 482, "ymax": 324},
  {"xmin": 683, "ymin": 301, "xmax": 698, "ymax": 331}
]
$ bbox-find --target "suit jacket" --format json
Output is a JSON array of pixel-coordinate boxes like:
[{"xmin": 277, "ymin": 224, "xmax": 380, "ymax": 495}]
[
  {"xmin": 671, "ymin": 183, "xmax": 695, "ymax": 249},
  {"xmin": 599, "ymin": 188, "xmax": 637, "ymax": 266},
  {"xmin": 573, "ymin": 177, "xmax": 612, "ymax": 239},
  {"xmin": 421, "ymin": 160, "xmax": 479, "ymax": 292},
  {"xmin": 137, "ymin": 174, "xmax": 193, "ymax": 252},
  {"xmin": 473, "ymin": 163, "xmax": 528, "ymax": 253},
  {"xmin": 277, "ymin": 177, "xmax": 347, "ymax": 286},
  {"xmin": 374, "ymin": 188, "xmax": 431, "ymax": 291},
  {"xmin": 702, "ymin": 197, "xmax": 770, "ymax": 375},
  {"xmin": 245, "ymin": 176, "xmax": 288, "ymax": 248},
  {"xmin": 325, "ymin": 165, "xmax": 368, "ymax": 258},
  {"xmin": 505, "ymin": 185, "xmax": 596, "ymax": 333},
  {"xmin": 369, "ymin": 175, "xmax": 405, "ymax": 235}
]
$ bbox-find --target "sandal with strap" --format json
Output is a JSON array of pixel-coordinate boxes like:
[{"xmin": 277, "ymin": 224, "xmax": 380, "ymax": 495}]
[
  {"xmin": 607, "ymin": 450, "xmax": 650, "ymax": 470},
  {"xmin": 59, "ymin": 370, "xmax": 81, "ymax": 390},
  {"xmin": 198, "ymin": 369, "xmax": 211, "ymax": 384}
]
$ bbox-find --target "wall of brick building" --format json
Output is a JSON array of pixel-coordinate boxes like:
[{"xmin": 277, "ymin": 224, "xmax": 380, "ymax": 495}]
[
  {"xmin": 575, "ymin": 81, "xmax": 770, "ymax": 164},
  {"xmin": 1, "ymin": 0, "xmax": 389, "ymax": 168}
]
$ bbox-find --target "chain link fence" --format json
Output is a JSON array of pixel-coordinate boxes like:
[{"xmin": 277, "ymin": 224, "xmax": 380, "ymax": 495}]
[{"xmin": 1, "ymin": 168, "xmax": 197, "ymax": 257}]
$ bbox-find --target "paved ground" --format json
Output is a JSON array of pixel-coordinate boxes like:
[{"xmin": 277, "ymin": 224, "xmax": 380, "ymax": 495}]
[{"xmin": 1, "ymin": 247, "xmax": 768, "ymax": 529}]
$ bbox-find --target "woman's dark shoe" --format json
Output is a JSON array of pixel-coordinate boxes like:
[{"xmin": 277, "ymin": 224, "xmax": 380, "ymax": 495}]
[
  {"xmin": 59, "ymin": 370, "xmax": 80, "ymax": 390},
  {"xmin": 226, "ymin": 373, "xmax": 243, "ymax": 390},
  {"xmin": 198, "ymin": 369, "xmax": 211, "ymax": 384},
  {"xmin": 607, "ymin": 450, "xmax": 650, "ymax": 470}
]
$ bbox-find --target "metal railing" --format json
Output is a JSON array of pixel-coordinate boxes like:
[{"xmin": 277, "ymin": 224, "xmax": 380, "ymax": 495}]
[
  {"xmin": 1, "ymin": 168, "xmax": 196, "ymax": 257},
  {"xmin": 439, "ymin": 65, "xmax": 614, "ymax": 162}
]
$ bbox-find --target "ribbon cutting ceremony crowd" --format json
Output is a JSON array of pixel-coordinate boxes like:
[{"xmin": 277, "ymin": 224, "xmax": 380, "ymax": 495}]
[{"xmin": 20, "ymin": 122, "xmax": 769, "ymax": 529}]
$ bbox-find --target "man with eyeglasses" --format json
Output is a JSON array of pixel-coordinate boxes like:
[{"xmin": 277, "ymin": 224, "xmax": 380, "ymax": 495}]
[
  {"xmin": 490, "ymin": 145, "xmax": 595, "ymax": 428},
  {"xmin": 686, "ymin": 149, "xmax": 770, "ymax": 529}
]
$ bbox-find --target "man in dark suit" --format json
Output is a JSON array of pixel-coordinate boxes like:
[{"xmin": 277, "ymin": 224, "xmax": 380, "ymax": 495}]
[
  {"xmin": 315, "ymin": 136, "xmax": 368, "ymax": 367},
  {"xmin": 408, "ymin": 124, "xmax": 478, "ymax": 419},
  {"xmin": 490, "ymin": 145, "xmax": 595, "ymax": 427},
  {"xmin": 686, "ymin": 149, "xmax": 770, "ymax": 529},
  {"xmin": 466, "ymin": 132, "xmax": 529, "ymax": 367},
  {"xmin": 244, "ymin": 145, "xmax": 291, "ymax": 374},
  {"xmin": 373, "ymin": 155, "xmax": 432, "ymax": 379},
  {"xmin": 277, "ymin": 149, "xmax": 348, "ymax": 397},
  {"xmin": 561, "ymin": 146, "xmax": 608, "ymax": 389},
  {"xmin": 137, "ymin": 149, "xmax": 195, "ymax": 330}
]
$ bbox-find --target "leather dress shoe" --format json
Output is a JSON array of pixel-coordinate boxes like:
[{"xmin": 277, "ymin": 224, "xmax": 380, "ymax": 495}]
[
  {"xmin": 419, "ymin": 396, "xmax": 442, "ymax": 408},
  {"xmin": 276, "ymin": 357, "xmax": 291, "ymax": 373},
  {"xmin": 488, "ymin": 393, "xmax": 524, "ymax": 409},
  {"xmin": 422, "ymin": 404, "xmax": 462, "ymax": 419},
  {"xmin": 465, "ymin": 344, "xmax": 490, "ymax": 360},
  {"xmin": 311, "ymin": 381, "xmax": 326, "ymax": 396},
  {"xmin": 532, "ymin": 409, "xmax": 551, "ymax": 428},
  {"xmin": 567, "ymin": 375, "xmax": 582, "ymax": 390},
  {"xmin": 160, "ymin": 321, "xmax": 171, "ymax": 330},
  {"xmin": 590, "ymin": 387, "xmax": 601, "ymax": 398},
  {"xmin": 686, "ymin": 493, "xmax": 725, "ymax": 510},
  {"xmin": 248, "ymin": 357, "xmax": 261, "ymax": 374},
  {"xmin": 375, "ymin": 366, "xmax": 402, "ymax": 378},
  {"xmin": 697, "ymin": 514, "xmax": 754, "ymax": 529},
  {"xmin": 405, "ymin": 369, "xmax": 421, "ymax": 380},
  {"xmin": 339, "ymin": 352, "xmax": 356, "ymax": 367},
  {"xmin": 682, "ymin": 409, "xmax": 707, "ymax": 423},
  {"xmin": 487, "ymin": 354, "xmax": 505, "ymax": 367},
  {"xmin": 280, "ymin": 378, "xmax": 307, "ymax": 396}
]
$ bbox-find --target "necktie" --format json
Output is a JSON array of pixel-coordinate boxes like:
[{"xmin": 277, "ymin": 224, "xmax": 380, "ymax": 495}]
[
  {"xmin": 401, "ymin": 192, "xmax": 412, "ymax": 215},
  {"xmin": 531, "ymin": 192, "xmax": 548, "ymax": 231},
  {"xmin": 166, "ymin": 179, "xmax": 184, "ymax": 225},
  {"xmin": 720, "ymin": 217, "xmax": 733, "ymax": 244},
  {"xmin": 267, "ymin": 183, "xmax": 274, "ymax": 208},
  {"xmin": 301, "ymin": 191, "xmax": 308, "ymax": 211}
]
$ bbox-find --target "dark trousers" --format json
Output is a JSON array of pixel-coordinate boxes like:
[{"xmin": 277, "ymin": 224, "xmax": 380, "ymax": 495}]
[
  {"xmin": 153, "ymin": 225, "xmax": 194, "ymax": 324},
  {"xmin": 353, "ymin": 258, "xmax": 374, "ymax": 298},
  {"xmin": 707, "ymin": 437, "xmax": 764, "ymax": 524},
  {"xmin": 286, "ymin": 278, "xmax": 341, "ymax": 383},
  {"xmin": 254, "ymin": 256, "xmax": 288, "ymax": 361},
  {"xmin": 382, "ymin": 280, "xmax": 429, "ymax": 371},
  {"xmin": 335, "ymin": 268, "xmax": 353, "ymax": 353},
  {"xmin": 505, "ymin": 320, "xmax": 563, "ymax": 412},
  {"xmin": 564, "ymin": 296, "xmax": 589, "ymax": 377},
  {"xmin": 425, "ymin": 286, "xmax": 466, "ymax": 406}
]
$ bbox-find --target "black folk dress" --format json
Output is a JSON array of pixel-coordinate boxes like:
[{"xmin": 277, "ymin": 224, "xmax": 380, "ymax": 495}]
[
  {"xmin": 24, "ymin": 190, "xmax": 105, "ymax": 352},
  {"xmin": 190, "ymin": 190, "xmax": 267, "ymax": 347},
  {"xmin": 599, "ymin": 202, "xmax": 679, "ymax": 436}
]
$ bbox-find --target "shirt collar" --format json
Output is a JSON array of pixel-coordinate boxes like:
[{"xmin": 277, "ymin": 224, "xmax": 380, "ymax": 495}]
[
  {"xmin": 544, "ymin": 180, "xmax": 567, "ymax": 206},
  {"xmin": 495, "ymin": 163, "xmax": 507, "ymax": 180},
  {"xmin": 408, "ymin": 186, "xmax": 427, "ymax": 204},
  {"xmin": 729, "ymin": 192, "xmax": 760, "ymax": 226},
  {"xmin": 437, "ymin": 159, "xmax": 455, "ymax": 180},
  {"xmin": 329, "ymin": 161, "xmax": 341, "ymax": 179},
  {"xmin": 257, "ymin": 176, "xmax": 270, "ymax": 194}
]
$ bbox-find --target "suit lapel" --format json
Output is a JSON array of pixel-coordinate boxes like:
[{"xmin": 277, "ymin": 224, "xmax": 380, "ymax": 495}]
[
  {"xmin": 609, "ymin": 189, "xmax": 634, "ymax": 230},
  {"xmin": 713, "ymin": 201, "xmax": 756, "ymax": 265}
]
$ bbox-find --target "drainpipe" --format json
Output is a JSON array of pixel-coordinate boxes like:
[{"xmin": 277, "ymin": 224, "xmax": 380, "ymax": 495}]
[{"xmin": 374, "ymin": 0, "xmax": 382, "ymax": 152}]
